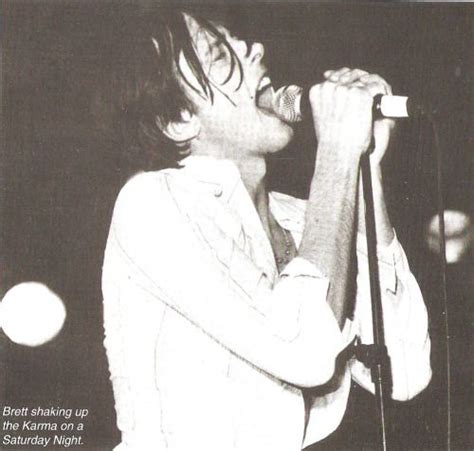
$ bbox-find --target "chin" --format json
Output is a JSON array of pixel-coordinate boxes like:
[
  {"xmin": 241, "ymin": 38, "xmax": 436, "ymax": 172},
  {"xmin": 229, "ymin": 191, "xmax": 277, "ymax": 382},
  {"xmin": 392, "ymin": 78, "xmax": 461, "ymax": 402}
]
[{"xmin": 263, "ymin": 121, "xmax": 295, "ymax": 154}]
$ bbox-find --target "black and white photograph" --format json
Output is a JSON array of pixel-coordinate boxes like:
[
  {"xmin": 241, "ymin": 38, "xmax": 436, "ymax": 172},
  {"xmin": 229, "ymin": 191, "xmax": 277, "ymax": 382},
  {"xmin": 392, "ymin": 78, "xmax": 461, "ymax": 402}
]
[{"xmin": 1, "ymin": 1, "xmax": 472, "ymax": 450}]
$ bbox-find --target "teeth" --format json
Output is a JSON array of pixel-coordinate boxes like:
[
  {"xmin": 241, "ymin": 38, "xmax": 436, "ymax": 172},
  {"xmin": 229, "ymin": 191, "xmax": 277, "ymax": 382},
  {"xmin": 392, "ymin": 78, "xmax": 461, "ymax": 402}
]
[{"xmin": 257, "ymin": 75, "xmax": 272, "ymax": 92}]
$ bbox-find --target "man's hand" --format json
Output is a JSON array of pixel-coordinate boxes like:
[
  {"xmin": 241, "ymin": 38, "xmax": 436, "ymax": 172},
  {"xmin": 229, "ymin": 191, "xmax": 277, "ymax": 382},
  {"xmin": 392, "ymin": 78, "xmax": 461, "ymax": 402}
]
[{"xmin": 315, "ymin": 67, "xmax": 395, "ymax": 167}]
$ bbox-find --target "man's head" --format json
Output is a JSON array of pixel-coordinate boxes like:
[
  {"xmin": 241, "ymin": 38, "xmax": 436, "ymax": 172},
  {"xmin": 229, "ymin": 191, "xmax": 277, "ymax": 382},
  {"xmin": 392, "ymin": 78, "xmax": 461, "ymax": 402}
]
[{"xmin": 105, "ymin": 7, "xmax": 293, "ymax": 169}]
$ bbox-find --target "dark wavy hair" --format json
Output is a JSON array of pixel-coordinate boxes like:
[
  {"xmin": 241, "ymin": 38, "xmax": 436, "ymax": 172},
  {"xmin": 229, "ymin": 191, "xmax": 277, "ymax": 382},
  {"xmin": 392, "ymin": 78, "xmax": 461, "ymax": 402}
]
[{"xmin": 95, "ymin": 6, "xmax": 244, "ymax": 172}]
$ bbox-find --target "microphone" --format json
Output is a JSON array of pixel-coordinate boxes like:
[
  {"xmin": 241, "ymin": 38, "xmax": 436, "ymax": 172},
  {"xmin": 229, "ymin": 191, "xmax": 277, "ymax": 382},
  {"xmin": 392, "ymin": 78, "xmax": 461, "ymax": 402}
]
[{"xmin": 259, "ymin": 84, "xmax": 422, "ymax": 123}]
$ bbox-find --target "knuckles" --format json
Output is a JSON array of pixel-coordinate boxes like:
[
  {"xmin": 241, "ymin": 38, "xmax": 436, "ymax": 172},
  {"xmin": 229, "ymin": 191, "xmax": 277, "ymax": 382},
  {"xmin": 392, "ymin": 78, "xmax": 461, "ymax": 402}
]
[
  {"xmin": 309, "ymin": 68, "xmax": 394, "ymax": 159},
  {"xmin": 309, "ymin": 80, "xmax": 374, "ymax": 111}
]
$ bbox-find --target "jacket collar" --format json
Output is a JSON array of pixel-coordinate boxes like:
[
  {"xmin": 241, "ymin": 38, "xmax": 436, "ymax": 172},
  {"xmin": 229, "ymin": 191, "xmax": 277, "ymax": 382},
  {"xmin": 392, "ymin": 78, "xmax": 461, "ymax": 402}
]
[
  {"xmin": 179, "ymin": 155, "xmax": 241, "ymax": 204},
  {"xmin": 179, "ymin": 155, "xmax": 306, "ymax": 236}
]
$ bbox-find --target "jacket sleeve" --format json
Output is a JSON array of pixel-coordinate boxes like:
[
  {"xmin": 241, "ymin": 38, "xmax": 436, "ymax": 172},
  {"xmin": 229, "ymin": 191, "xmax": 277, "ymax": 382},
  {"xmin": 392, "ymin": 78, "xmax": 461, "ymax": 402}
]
[{"xmin": 349, "ymin": 232, "xmax": 432, "ymax": 400}]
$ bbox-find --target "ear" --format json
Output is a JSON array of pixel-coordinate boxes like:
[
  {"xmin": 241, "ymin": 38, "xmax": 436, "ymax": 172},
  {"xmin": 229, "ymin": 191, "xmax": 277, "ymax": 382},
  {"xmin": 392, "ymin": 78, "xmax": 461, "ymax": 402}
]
[{"xmin": 158, "ymin": 110, "xmax": 200, "ymax": 145}]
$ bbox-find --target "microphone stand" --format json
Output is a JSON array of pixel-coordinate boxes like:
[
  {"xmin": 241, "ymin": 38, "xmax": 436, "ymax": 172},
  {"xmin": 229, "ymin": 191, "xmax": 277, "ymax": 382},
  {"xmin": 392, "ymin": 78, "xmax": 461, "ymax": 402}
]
[{"xmin": 355, "ymin": 150, "xmax": 392, "ymax": 451}]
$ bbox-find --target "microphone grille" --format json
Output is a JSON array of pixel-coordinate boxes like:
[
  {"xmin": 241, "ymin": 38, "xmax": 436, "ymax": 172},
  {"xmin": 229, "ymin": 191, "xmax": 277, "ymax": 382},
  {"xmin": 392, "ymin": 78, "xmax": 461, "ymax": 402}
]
[{"xmin": 273, "ymin": 85, "xmax": 303, "ymax": 123}]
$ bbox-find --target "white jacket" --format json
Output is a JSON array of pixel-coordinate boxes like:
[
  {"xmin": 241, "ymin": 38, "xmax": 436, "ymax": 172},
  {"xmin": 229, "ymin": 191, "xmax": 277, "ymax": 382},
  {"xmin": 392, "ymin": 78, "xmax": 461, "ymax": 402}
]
[{"xmin": 102, "ymin": 155, "xmax": 431, "ymax": 451}]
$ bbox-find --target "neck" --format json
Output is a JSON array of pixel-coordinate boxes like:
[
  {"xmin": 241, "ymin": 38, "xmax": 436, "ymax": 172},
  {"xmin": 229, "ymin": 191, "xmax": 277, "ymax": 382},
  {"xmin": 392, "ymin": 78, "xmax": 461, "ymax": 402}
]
[
  {"xmin": 236, "ymin": 156, "xmax": 272, "ymax": 226},
  {"xmin": 236, "ymin": 157, "xmax": 266, "ymax": 201}
]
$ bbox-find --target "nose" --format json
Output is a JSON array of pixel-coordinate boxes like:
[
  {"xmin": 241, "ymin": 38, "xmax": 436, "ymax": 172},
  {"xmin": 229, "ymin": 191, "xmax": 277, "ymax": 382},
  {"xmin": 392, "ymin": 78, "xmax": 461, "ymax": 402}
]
[{"xmin": 228, "ymin": 34, "xmax": 265, "ymax": 65}]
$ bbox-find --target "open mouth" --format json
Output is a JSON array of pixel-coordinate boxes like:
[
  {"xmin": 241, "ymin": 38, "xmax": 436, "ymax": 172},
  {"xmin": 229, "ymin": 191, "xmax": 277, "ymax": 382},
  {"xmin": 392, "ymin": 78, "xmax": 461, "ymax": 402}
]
[{"xmin": 255, "ymin": 75, "xmax": 275, "ymax": 112}]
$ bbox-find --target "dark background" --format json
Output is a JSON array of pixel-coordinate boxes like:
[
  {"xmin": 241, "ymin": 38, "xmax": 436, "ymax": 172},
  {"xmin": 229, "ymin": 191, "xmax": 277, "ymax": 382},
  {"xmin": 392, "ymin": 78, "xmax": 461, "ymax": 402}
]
[{"xmin": 2, "ymin": 1, "xmax": 472, "ymax": 449}]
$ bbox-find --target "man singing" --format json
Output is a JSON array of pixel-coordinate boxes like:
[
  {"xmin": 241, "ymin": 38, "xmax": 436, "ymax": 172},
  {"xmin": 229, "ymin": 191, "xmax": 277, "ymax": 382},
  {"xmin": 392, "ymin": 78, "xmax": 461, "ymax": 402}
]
[{"xmin": 102, "ymin": 7, "xmax": 431, "ymax": 450}]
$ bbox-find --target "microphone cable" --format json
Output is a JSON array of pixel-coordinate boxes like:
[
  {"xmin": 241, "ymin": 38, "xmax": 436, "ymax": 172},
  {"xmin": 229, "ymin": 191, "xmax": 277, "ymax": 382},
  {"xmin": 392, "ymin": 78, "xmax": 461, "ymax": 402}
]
[
  {"xmin": 424, "ymin": 108, "xmax": 451, "ymax": 450},
  {"xmin": 433, "ymin": 115, "xmax": 451, "ymax": 451}
]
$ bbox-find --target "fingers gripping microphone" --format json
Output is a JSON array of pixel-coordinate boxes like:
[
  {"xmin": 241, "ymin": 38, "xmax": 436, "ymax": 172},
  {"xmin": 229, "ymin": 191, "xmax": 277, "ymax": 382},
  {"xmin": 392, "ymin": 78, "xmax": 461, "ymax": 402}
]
[{"xmin": 260, "ymin": 85, "xmax": 422, "ymax": 123}]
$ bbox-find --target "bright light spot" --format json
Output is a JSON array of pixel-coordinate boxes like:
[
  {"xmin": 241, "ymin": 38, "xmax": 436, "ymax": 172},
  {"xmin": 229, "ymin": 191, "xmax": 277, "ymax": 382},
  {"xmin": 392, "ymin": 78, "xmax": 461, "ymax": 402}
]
[
  {"xmin": 0, "ymin": 282, "xmax": 66, "ymax": 346},
  {"xmin": 426, "ymin": 210, "xmax": 473, "ymax": 264}
]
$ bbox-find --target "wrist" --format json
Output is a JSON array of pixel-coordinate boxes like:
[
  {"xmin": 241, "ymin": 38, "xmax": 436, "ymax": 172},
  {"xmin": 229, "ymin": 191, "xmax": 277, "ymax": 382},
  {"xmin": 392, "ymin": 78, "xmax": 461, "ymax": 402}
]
[
  {"xmin": 318, "ymin": 138, "xmax": 369, "ymax": 156},
  {"xmin": 315, "ymin": 141, "xmax": 363, "ymax": 173}
]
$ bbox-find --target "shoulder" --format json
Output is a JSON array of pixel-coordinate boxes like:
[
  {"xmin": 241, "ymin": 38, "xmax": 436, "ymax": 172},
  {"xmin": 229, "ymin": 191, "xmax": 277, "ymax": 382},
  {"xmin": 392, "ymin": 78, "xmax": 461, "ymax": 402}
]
[
  {"xmin": 114, "ymin": 168, "xmax": 191, "ymax": 213},
  {"xmin": 111, "ymin": 169, "xmax": 183, "ymax": 232},
  {"xmin": 116, "ymin": 170, "xmax": 169, "ymax": 204}
]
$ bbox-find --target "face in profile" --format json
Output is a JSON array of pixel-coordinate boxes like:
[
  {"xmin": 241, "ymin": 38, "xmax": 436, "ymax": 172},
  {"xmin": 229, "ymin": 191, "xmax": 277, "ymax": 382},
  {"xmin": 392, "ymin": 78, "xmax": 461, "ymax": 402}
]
[{"xmin": 178, "ymin": 13, "xmax": 294, "ymax": 161}]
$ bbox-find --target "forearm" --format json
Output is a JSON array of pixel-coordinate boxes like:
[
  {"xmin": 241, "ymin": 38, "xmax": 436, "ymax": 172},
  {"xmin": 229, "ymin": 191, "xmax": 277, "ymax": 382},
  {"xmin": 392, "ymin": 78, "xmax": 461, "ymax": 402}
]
[
  {"xmin": 297, "ymin": 68, "xmax": 391, "ymax": 329},
  {"xmin": 298, "ymin": 143, "xmax": 361, "ymax": 328},
  {"xmin": 358, "ymin": 161, "xmax": 394, "ymax": 246}
]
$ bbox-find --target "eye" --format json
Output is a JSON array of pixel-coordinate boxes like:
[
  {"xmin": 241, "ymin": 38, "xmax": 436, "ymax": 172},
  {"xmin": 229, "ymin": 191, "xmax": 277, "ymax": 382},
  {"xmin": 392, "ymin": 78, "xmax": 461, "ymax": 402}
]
[
  {"xmin": 214, "ymin": 51, "xmax": 226, "ymax": 62},
  {"xmin": 212, "ymin": 46, "xmax": 228, "ymax": 63}
]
